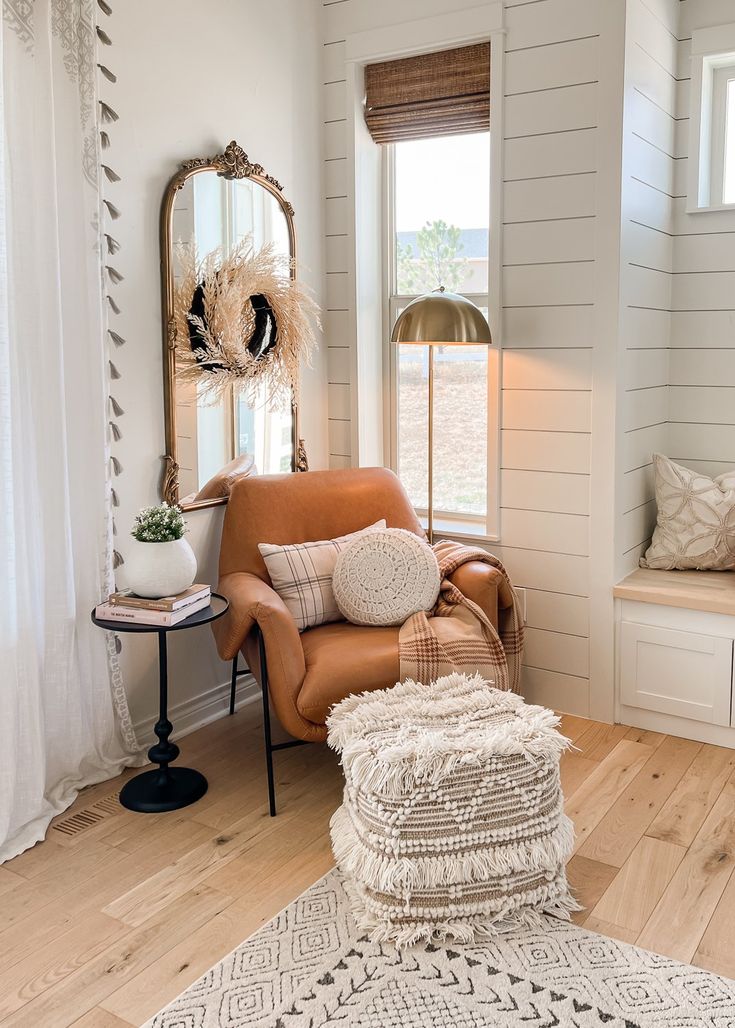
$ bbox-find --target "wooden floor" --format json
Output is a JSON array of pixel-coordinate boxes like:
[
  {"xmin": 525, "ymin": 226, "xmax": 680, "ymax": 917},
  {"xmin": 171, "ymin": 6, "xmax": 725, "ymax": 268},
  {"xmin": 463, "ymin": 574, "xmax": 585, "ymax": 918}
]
[{"xmin": 2, "ymin": 707, "xmax": 735, "ymax": 1027}]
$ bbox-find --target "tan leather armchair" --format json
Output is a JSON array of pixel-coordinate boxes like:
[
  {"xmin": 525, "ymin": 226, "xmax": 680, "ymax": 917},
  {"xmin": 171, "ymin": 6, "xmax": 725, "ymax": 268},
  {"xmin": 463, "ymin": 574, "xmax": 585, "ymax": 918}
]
[{"xmin": 212, "ymin": 467, "xmax": 511, "ymax": 813}]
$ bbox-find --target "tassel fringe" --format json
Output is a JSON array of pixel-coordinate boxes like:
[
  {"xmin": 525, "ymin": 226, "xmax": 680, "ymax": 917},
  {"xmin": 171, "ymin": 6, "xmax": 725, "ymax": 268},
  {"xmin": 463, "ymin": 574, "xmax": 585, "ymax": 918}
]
[
  {"xmin": 113, "ymin": 549, "xmax": 124, "ymax": 568},
  {"xmin": 106, "ymin": 295, "xmax": 121, "ymax": 315},
  {"xmin": 96, "ymin": 26, "xmax": 112, "ymax": 45},
  {"xmin": 110, "ymin": 455, "xmax": 122, "ymax": 475},
  {"xmin": 99, "ymin": 101, "xmax": 119, "ymax": 123},
  {"xmin": 100, "ymin": 130, "xmax": 110, "ymax": 149},
  {"xmin": 102, "ymin": 164, "xmax": 121, "ymax": 183},
  {"xmin": 109, "ymin": 396, "xmax": 124, "ymax": 417},
  {"xmin": 106, "ymin": 264, "xmax": 124, "ymax": 283},
  {"xmin": 103, "ymin": 199, "xmax": 120, "ymax": 220},
  {"xmin": 98, "ymin": 63, "xmax": 117, "ymax": 83},
  {"xmin": 109, "ymin": 360, "xmax": 121, "ymax": 379},
  {"xmin": 111, "ymin": 487, "xmax": 119, "ymax": 507},
  {"xmin": 97, "ymin": 0, "xmax": 113, "ymax": 14},
  {"xmin": 105, "ymin": 234, "xmax": 120, "ymax": 255},
  {"xmin": 109, "ymin": 421, "xmax": 122, "ymax": 442},
  {"xmin": 108, "ymin": 329, "xmax": 125, "ymax": 347}
]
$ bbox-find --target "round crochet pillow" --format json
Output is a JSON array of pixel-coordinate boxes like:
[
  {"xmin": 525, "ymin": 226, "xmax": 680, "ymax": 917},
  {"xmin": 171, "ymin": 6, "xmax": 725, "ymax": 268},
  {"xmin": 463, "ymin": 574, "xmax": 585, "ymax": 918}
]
[{"xmin": 333, "ymin": 528, "xmax": 440, "ymax": 627}]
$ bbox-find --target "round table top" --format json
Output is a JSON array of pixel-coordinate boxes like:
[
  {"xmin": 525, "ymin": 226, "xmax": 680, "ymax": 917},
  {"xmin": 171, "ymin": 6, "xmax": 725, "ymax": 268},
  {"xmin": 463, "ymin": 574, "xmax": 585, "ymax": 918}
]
[{"xmin": 91, "ymin": 592, "xmax": 229, "ymax": 634}]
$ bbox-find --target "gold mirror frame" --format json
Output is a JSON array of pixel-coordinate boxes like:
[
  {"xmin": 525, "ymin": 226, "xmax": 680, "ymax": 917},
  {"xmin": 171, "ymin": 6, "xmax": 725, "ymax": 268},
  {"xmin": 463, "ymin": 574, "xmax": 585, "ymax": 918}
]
[{"xmin": 160, "ymin": 139, "xmax": 308, "ymax": 512}]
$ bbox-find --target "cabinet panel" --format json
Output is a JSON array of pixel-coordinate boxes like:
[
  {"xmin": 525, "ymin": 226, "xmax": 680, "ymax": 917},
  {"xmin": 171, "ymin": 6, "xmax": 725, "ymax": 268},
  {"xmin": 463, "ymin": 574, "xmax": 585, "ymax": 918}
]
[{"xmin": 620, "ymin": 621, "xmax": 733, "ymax": 726}]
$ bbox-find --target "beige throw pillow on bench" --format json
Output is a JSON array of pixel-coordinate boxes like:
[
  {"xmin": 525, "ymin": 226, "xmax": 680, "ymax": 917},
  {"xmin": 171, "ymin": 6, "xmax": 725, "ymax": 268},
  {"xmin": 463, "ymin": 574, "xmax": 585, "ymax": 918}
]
[
  {"xmin": 258, "ymin": 521, "xmax": 386, "ymax": 631},
  {"xmin": 640, "ymin": 453, "xmax": 735, "ymax": 570}
]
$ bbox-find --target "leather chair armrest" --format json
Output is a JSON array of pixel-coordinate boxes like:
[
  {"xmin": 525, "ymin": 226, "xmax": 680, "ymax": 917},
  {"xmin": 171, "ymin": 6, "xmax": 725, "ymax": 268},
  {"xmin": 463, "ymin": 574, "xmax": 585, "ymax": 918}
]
[
  {"xmin": 211, "ymin": 571, "xmax": 302, "ymax": 663},
  {"xmin": 212, "ymin": 571, "xmax": 310, "ymax": 740},
  {"xmin": 447, "ymin": 560, "xmax": 512, "ymax": 630}
]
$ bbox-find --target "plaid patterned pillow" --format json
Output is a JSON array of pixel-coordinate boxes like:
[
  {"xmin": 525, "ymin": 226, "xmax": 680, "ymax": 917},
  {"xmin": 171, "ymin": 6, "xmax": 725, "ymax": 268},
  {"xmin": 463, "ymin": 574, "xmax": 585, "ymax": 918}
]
[{"xmin": 258, "ymin": 521, "xmax": 386, "ymax": 632}]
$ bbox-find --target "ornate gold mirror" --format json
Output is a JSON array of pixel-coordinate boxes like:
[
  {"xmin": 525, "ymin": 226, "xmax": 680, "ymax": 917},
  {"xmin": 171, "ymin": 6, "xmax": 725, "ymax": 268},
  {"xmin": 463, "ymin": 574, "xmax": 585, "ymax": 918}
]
[{"xmin": 160, "ymin": 140, "xmax": 309, "ymax": 511}]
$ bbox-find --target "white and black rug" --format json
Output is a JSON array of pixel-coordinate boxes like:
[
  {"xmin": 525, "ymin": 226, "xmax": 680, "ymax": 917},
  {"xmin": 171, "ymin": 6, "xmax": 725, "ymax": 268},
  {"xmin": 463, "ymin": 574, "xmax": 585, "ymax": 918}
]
[{"xmin": 146, "ymin": 869, "xmax": 735, "ymax": 1027}]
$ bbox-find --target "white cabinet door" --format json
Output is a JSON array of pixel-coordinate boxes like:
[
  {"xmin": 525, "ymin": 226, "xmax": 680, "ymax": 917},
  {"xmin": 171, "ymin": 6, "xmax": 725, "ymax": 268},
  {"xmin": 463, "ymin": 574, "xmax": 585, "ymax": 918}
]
[{"xmin": 620, "ymin": 621, "xmax": 733, "ymax": 726}]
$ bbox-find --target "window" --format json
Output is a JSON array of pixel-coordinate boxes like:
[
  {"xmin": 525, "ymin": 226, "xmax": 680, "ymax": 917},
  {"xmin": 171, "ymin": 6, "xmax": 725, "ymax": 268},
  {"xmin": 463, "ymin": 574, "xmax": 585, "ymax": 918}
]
[
  {"xmin": 386, "ymin": 132, "xmax": 491, "ymax": 526},
  {"xmin": 687, "ymin": 26, "xmax": 735, "ymax": 211},
  {"xmin": 713, "ymin": 63, "xmax": 735, "ymax": 205}
]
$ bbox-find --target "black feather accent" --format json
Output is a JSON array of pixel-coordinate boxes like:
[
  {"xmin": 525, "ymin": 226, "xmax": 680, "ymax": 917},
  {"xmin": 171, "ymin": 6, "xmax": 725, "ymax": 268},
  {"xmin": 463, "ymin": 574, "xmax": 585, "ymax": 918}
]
[
  {"xmin": 105, "ymin": 234, "xmax": 120, "ymax": 255},
  {"xmin": 108, "ymin": 329, "xmax": 125, "ymax": 347},
  {"xmin": 109, "ymin": 360, "xmax": 121, "ymax": 379},
  {"xmin": 99, "ymin": 101, "xmax": 119, "ymax": 123},
  {"xmin": 96, "ymin": 26, "xmax": 112, "ymax": 45},
  {"xmin": 113, "ymin": 549, "xmax": 124, "ymax": 569},
  {"xmin": 97, "ymin": 64, "xmax": 117, "ymax": 83},
  {"xmin": 110, "ymin": 455, "xmax": 122, "ymax": 476},
  {"xmin": 103, "ymin": 199, "xmax": 120, "ymax": 220},
  {"xmin": 101, "ymin": 164, "xmax": 121, "ymax": 183},
  {"xmin": 110, "ymin": 396, "xmax": 124, "ymax": 417},
  {"xmin": 100, "ymin": 130, "xmax": 110, "ymax": 149},
  {"xmin": 107, "ymin": 295, "xmax": 121, "ymax": 315}
]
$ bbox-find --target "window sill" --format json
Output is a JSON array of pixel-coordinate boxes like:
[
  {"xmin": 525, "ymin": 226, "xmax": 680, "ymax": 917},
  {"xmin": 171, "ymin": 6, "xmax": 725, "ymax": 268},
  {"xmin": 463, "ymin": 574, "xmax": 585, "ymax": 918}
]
[
  {"xmin": 419, "ymin": 514, "xmax": 500, "ymax": 545},
  {"xmin": 685, "ymin": 201, "xmax": 735, "ymax": 214}
]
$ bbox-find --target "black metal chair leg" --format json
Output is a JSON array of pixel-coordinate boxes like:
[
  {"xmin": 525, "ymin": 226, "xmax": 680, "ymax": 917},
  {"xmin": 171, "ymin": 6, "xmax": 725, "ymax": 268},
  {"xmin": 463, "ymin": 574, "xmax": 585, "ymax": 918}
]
[
  {"xmin": 229, "ymin": 656, "xmax": 238, "ymax": 715},
  {"xmin": 258, "ymin": 628, "xmax": 278, "ymax": 817}
]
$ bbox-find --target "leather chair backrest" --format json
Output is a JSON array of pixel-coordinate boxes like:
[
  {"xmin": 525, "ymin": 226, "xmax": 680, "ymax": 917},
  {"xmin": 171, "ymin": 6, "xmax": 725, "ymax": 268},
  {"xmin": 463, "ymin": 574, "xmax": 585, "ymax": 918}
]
[{"xmin": 219, "ymin": 466, "xmax": 424, "ymax": 581}]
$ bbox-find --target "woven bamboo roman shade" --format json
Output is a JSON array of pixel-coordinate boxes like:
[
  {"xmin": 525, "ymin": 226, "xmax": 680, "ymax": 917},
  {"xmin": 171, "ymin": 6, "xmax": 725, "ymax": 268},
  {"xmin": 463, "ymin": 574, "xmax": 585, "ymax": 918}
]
[{"xmin": 364, "ymin": 43, "xmax": 490, "ymax": 144}]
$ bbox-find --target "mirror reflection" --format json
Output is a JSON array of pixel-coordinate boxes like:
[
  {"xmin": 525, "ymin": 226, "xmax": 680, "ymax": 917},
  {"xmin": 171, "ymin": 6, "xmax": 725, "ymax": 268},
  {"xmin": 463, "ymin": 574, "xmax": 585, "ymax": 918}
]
[{"xmin": 171, "ymin": 173, "xmax": 294, "ymax": 504}]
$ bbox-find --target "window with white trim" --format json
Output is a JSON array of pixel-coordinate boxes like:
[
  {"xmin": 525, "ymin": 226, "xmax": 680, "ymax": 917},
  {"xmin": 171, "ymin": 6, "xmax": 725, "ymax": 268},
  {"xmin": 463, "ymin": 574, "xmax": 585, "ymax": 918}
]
[
  {"xmin": 687, "ymin": 26, "xmax": 735, "ymax": 211},
  {"xmin": 713, "ymin": 60, "xmax": 735, "ymax": 205},
  {"xmin": 385, "ymin": 132, "xmax": 492, "ymax": 529}
]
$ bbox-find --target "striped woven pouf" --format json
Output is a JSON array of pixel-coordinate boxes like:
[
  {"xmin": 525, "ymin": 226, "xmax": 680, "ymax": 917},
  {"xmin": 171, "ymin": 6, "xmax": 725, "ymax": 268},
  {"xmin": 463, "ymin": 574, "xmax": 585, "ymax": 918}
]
[{"xmin": 327, "ymin": 672, "xmax": 578, "ymax": 947}]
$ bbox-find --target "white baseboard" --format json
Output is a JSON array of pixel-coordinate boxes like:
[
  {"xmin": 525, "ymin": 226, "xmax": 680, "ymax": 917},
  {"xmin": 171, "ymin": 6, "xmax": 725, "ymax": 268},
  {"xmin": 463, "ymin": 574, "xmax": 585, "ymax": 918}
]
[{"xmin": 132, "ymin": 672, "xmax": 260, "ymax": 744}]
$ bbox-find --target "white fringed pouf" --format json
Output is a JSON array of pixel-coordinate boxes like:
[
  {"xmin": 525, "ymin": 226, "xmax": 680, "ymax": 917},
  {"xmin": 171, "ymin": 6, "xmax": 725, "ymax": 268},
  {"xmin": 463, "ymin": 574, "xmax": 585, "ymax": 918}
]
[{"xmin": 327, "ymin": 673, "xmax": 578, "ymax": 947}]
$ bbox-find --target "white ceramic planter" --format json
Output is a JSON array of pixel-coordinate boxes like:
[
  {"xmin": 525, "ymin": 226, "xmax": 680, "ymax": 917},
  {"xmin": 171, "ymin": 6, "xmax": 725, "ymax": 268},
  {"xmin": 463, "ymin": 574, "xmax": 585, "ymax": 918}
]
[{"xmin": 125, "ymin": 537, "xmax": 197, "ymax": 599}]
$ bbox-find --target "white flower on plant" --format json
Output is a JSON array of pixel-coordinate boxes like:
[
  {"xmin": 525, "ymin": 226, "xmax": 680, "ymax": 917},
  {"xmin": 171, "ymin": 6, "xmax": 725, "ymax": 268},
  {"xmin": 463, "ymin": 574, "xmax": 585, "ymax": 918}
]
[{"xmin": 131, "ymin": 502, "xmax": 187, "ymax": 543}]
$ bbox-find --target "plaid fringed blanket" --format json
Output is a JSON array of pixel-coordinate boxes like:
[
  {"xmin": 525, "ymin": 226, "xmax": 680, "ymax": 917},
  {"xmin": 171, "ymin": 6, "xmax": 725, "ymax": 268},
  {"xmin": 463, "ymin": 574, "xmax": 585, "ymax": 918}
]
[{"xmin": 398, "ymin": 540, "xmax": 525, "ymax": 692}]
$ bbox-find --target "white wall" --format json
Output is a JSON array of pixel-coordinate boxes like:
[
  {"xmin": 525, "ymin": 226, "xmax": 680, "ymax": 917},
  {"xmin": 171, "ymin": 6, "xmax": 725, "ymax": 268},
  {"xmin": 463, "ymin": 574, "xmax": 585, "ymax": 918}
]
[
  {"xmin": 670, "ymin": 0, "xmax": 735, "ymax": 477},
  {"xmin": 616, "ymin": 0, "xmax": 679, "ymax": 578},
  {"xmin": 108, "ymin": 0, "xmax": 326, "ymax": 731},
  {"xmin": 322, "ymin": 0, "xmax": 628, "ymax": 719}
]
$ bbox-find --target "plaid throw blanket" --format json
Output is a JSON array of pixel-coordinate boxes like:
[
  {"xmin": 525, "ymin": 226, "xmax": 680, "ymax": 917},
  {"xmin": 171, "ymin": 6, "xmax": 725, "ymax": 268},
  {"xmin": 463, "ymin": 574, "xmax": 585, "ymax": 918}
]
[{"xmin": 398, "ymin": 540, "xmax": 525, "ymax": 692}]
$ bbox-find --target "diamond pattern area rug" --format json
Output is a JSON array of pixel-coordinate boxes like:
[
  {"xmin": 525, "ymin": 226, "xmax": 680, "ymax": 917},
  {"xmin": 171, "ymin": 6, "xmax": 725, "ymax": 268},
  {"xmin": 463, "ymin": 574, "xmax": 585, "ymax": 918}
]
[{"xmin": 146, "ymin": 870, "xmax": 735, "ymax": 1027}]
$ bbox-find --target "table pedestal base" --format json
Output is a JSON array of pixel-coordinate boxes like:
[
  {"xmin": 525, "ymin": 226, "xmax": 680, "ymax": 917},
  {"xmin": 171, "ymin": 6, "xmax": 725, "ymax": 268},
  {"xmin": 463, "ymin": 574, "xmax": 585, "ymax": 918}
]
[{"xmin": 119, "ymin": 767, "xmax": 208, "ymax": 813}]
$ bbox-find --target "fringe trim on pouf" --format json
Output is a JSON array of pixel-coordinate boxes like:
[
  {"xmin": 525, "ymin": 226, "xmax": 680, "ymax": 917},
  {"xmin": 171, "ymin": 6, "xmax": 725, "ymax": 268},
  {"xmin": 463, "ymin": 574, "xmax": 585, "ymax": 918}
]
[{"xmin": 327, "ymin": 672, "xmax": 580, "ymax": 947}]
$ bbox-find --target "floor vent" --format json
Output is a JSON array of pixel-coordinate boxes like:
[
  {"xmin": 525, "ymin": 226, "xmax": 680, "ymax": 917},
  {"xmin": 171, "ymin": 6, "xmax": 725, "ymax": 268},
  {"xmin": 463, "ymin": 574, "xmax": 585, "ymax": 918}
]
[{"xmin": 52, "ymin": 792, "xmax": 121, "ymax": 838}]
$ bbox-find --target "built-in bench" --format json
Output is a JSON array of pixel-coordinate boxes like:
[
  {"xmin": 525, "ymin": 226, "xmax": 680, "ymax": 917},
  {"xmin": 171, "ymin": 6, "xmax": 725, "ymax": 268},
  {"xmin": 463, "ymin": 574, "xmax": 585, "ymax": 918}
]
[{"xmin": 614, "ymin": 568, "xmax": 735, "ymax": 747}]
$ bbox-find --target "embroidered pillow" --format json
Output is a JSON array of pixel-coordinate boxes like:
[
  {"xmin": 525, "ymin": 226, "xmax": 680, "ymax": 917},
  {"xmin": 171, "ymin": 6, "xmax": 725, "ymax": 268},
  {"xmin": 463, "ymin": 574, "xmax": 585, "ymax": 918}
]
[
  {"xmin": 640, "ymin": 453, "xmax": 735, "ymax": 570},
  {"xmin": 258, "ymin": 521, "xmax": 386, "ymax": 631}
]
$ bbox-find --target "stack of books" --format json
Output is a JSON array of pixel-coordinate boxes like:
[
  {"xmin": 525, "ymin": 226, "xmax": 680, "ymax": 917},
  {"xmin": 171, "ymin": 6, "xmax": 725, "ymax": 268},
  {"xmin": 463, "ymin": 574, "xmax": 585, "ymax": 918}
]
[{"xmin": 95, "ymin": 584, "xmax": 211, "ymax": 626}]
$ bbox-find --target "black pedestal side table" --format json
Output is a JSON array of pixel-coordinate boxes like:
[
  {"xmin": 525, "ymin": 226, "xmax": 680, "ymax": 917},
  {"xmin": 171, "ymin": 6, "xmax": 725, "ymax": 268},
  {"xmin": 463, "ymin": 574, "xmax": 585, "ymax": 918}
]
[{"xmin": 91, "ymin": 593, "xmax": 229, "ymax": 813}]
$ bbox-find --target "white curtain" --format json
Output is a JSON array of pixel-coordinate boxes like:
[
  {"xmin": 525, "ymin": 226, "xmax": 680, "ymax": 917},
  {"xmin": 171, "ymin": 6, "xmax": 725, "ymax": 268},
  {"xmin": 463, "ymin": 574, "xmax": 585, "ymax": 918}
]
[{"xmin": 0, "ymin": 0, "xmax": 140, "ymax": 863}]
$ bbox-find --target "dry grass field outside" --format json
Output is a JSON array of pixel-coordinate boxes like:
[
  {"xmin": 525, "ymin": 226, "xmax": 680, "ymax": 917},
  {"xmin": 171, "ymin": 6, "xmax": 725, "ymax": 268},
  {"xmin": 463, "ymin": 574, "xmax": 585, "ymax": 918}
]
[{"xmin": 397, "ymin": 346, "xmax": 488, "ymax": 516}]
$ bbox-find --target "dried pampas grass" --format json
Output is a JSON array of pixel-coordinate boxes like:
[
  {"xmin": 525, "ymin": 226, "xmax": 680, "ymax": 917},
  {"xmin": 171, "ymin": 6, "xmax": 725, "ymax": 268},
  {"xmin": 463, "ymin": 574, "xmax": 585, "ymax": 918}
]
[{"xmin": 173, "ymin": 238, "xmax": 319, "ymax": 408}]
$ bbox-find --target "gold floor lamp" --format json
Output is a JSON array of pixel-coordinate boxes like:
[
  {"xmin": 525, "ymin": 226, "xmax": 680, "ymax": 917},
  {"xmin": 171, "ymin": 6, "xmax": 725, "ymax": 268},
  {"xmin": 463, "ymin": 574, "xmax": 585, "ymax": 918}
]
[{"xmin": 391, "ymin": 287, "xmax": 492, "ymax": 543}]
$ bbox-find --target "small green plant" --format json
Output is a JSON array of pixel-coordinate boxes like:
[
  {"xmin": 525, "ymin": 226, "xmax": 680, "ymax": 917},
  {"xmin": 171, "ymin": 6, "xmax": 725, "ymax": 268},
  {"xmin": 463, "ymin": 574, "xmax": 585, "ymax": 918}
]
[{"xmin": 131, "ymin": 503, "xmax": 186, "ymax": 543}]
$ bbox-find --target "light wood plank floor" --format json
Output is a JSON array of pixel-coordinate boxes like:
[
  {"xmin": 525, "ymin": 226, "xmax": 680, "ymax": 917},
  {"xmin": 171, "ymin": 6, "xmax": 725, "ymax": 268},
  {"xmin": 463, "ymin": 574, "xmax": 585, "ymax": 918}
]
[{"xmin": 2, "ymin": 705, "xmax": 735, "ymax": 1026}]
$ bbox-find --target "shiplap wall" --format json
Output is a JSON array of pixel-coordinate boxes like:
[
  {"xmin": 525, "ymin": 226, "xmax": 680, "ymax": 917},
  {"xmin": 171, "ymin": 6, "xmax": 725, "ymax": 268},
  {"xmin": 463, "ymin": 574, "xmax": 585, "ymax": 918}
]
[
  {"xmin": 320, "ymin": 0, "xmax": 628, "ymax": 717},
  {"xmin": 671, "ymin": 0, "xmax": 735, "ymax": 475},
  {"xmin": 617, "ymin": 0, "xmax": 679, "ymax": 577}
]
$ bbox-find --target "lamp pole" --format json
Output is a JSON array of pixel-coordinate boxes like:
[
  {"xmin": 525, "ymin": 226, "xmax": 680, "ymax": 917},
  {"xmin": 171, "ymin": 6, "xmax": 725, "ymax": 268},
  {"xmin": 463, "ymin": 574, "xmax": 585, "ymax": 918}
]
[{"xmin": 427, "ymin": 343, "xmax": 434, "ymax": 544}]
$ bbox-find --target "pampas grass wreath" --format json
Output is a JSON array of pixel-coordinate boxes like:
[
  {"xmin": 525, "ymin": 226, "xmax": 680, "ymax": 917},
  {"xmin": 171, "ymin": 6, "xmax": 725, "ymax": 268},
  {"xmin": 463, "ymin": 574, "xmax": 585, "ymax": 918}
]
[{"xmin": 173, "ymin": 237, "xmax": 319, "ymax": 408}]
